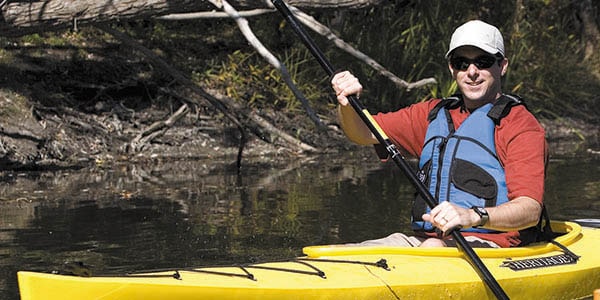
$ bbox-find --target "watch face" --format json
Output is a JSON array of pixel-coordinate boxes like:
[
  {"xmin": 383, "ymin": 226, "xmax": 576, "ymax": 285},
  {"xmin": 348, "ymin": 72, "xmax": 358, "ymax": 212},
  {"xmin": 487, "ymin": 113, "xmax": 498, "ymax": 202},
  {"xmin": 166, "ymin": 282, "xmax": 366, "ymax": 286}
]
[
  {"xmin": 472, "ymin": 206, "xmax": 488, "ymax": 227},
  {"xmin": 472, "ymin": 206, "xmax": 487, "ymax": 217}
]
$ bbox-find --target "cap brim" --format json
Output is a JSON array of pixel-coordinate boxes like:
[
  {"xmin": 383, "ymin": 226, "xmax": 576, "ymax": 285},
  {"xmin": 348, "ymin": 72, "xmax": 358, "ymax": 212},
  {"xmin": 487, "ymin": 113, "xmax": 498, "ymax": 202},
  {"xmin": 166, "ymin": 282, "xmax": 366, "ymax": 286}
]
[{"xmin": 446, "ymin": 43, "xmax": 500, "ymax": 58}]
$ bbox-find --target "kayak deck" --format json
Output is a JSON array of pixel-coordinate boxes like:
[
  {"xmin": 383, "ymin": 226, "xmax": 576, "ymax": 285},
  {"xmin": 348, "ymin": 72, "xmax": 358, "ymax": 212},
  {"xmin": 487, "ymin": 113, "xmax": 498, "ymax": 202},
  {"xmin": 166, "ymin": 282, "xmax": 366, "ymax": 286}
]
[{"xmin": 18, "ymin": 221, "xmax": 600, "ymax": 300}]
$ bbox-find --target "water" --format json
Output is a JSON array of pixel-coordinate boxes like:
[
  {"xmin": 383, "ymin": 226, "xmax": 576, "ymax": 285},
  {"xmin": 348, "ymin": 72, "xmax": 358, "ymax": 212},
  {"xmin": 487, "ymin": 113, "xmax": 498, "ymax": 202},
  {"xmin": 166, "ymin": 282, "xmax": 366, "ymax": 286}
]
[{"xmin": 1, "ymin": 153, "xmax": 598, "ymax": 299}]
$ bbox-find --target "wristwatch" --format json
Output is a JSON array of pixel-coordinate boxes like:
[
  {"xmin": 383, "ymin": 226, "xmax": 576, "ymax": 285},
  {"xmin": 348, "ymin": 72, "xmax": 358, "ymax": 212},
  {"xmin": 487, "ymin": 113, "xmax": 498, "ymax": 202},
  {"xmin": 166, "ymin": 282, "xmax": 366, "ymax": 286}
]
[{"xmin": 471, "ymin": 206, "xmax": 489, "ymax": 227}]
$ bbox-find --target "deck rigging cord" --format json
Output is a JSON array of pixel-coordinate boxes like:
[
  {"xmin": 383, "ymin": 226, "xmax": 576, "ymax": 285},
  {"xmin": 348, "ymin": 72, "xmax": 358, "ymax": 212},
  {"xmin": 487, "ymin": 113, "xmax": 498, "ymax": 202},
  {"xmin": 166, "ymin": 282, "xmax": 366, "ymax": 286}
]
[{"xmin": 117, "ymin": 257, "xmax": 390, "ymax": 281}]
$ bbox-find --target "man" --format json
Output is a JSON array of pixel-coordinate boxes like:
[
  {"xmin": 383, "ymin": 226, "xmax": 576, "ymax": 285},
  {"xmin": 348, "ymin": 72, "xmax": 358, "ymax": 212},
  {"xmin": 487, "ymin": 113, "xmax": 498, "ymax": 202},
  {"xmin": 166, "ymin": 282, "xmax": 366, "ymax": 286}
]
[{"xmin": 331, "ymin": 20, "xmax": 547, "ymax": 248}]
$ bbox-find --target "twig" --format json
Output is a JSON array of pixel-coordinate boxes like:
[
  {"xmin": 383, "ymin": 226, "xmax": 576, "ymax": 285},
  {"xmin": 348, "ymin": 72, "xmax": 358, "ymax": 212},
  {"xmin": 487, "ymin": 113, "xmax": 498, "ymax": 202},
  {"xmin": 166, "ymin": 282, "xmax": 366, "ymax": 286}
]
[
  {"xmin": 208, "ymin": 88, "xmax": 318, "ymax": 152},
  {"xmin": 158, "ymin": 9, "xmax": 275, "ymax": 20},
  {"xmin": 129, "ymin": 103, "xmax": 190, "ymax": 152}
]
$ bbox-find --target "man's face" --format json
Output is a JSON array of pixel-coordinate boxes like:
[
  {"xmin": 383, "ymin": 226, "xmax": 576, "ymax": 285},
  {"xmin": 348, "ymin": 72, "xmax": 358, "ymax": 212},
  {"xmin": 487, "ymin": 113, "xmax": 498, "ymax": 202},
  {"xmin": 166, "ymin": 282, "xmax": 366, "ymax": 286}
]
[{"xmin": 448, "ymin": 46, "xmax": 508, "ymax": 109}]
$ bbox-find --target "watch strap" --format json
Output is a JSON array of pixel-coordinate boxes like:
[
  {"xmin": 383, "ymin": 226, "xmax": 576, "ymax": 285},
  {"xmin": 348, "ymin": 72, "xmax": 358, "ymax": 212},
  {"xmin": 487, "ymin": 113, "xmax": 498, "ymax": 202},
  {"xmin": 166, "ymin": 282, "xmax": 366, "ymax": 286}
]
[{"xmin": 471, "ymin": 206, "xmax": 489, "ymax": 227}]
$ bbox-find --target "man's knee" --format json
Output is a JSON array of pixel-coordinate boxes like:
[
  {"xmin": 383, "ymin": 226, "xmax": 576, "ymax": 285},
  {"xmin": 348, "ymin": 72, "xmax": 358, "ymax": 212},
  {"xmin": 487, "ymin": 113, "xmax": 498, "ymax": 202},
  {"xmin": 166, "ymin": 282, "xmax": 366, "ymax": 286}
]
[{"xmin": 419, "ymin": 238, "xmax": 447, "ymax": 247}]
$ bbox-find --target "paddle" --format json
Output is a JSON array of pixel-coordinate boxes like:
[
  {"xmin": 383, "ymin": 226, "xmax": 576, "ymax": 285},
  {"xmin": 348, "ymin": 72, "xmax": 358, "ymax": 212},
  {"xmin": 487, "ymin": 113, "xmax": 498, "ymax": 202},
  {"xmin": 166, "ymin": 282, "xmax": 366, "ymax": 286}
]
[{"xmin": 270, "ymin": 1, "xmax": 509, "ymax": 299}]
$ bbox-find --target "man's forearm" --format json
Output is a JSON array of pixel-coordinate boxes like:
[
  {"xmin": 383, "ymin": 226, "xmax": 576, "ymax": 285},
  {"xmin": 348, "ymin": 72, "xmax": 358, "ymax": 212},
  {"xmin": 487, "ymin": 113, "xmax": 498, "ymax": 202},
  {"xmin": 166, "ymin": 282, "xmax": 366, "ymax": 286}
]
[
  {"xmin": 484, "ymin": 196, "xmax": 542, "ymax": 231},
  {"xmin": 337, "ymin": 105, "xmax": 377, "ymax": 145}
]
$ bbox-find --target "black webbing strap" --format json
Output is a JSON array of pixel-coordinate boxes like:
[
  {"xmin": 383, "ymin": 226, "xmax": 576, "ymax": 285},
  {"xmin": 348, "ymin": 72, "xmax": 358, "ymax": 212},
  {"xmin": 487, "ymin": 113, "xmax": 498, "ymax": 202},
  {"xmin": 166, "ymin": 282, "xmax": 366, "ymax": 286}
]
[
  {"xmin": 535, "ymin": 205, "xmax": 579, "ymax": 260},
  {"xmin": 487, "ymin": 94, "xmax": 525, "ymax": 125},
  {"xmin": 427, "ymin": 95, "xmax": 462, "ymax": 122}
]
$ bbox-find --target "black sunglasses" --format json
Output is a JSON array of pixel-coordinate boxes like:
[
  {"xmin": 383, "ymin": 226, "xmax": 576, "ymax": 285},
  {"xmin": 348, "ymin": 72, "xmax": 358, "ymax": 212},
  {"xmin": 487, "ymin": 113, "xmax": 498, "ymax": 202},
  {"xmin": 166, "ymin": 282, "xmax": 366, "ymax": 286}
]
[{"xmin": 450, "ymin": 55, "xmax": 500, "ymax": 71}]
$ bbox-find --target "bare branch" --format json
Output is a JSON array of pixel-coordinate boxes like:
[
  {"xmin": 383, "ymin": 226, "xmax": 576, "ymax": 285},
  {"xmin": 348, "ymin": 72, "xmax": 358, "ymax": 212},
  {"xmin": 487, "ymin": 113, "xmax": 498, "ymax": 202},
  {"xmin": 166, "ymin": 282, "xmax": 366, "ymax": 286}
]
[
  {"xmin": 129, "ymin": 104, "xmax": 190, "ymax": 152},
  {"xmin": 207, "ymin": 89, "xmax": 319, "ymax": 152},
  {"xmin": 159, "ymin": 9, "xmax": 275, "ymax": 20},
  {"xmin": 209, "ymin": 0, "xmax": 326, "ymax": 129},
  {"xmin": 97, "ymin": 23, "xmax": 317, "ymax": 154},
  {"xmin": 289, "ymin": 6, "xmax": 437, "ymax": 90},
  {"xmin": 160, "ymin": 3, "xmax": 434, "ymax": 93}
]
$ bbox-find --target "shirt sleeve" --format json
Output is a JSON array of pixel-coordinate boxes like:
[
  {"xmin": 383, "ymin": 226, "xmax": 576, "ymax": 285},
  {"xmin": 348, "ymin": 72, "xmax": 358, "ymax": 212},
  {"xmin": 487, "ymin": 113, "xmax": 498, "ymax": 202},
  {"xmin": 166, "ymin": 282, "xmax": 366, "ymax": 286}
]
[
  {"xmin": 372, "ymin": 100, "xmax": 440, "ymax": 158},
  {"xmin": 495, "ymin": 106, "xmax": 547, "ymax": 203}
]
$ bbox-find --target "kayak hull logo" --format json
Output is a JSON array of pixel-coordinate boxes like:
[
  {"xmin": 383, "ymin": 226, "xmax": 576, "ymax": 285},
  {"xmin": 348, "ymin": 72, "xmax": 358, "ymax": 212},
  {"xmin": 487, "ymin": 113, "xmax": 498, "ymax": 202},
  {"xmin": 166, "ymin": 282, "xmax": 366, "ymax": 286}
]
[{"xmin": 501, "ymin": 254, "xmax": 579, "ymax": 271}]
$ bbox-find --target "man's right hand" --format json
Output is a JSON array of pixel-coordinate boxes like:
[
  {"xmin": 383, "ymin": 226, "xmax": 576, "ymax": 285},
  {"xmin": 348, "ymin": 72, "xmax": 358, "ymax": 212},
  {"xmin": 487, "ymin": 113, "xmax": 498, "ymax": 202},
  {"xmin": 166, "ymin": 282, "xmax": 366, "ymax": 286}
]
[{"xmin": 331, "ymin": 71, "xmax": 363, "ymax": 106}]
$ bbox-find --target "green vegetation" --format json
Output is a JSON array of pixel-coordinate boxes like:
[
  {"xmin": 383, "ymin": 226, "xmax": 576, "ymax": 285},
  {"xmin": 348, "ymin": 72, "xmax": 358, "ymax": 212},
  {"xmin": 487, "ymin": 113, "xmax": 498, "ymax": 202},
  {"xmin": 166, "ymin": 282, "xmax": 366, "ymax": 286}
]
[
  {"xmin": 0, "ymin": 90, "xmax": 29, "ymax": 119},
  {"xmin": 1, "ymin": 0, "xmax": 598, "ymax": 128},
  {"xmin": 197, "ymin": 49, "xmax": 329, "ymax": 112}
]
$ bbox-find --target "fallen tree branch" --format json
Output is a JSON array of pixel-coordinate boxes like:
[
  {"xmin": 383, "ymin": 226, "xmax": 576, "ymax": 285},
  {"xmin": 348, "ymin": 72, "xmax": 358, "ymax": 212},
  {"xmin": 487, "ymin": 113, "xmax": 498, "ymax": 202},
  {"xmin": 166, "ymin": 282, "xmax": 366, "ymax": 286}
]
[
  {"xmin": 288, "ymin": 6, "xmax": 437, "ymax": 90},
  {"xmin": 97, "ymin": 23, "xmax": 317, "ymax": 159},
  {"xmin": 97, "ymin": 23, "xmax": 252, "ymax": 165},
  {"xmin": 129, "ymin": 103, "xmax": 190, "ymax": 152},
  {"xmin": 159, "ymin": 8, "xmax": 275, "ymax": 20},
  {"xmin": 0, "ymin": 0, "xmax": 385, "ymax": 37},
  {"xmin": 158, "ymin": 4, "xmax": 436, "ymax": 91},
  {"xmin": 209, "ymin": 0, "xmax": 326, "ymax": 130}
]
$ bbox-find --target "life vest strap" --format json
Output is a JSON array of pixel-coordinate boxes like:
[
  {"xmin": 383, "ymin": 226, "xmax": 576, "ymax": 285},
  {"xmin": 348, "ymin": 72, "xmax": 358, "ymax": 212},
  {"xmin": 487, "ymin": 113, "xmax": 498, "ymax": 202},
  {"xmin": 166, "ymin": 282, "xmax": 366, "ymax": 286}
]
[{"xmin": 487, "ymin": 94, "xmax": 525, "ymax": 125}]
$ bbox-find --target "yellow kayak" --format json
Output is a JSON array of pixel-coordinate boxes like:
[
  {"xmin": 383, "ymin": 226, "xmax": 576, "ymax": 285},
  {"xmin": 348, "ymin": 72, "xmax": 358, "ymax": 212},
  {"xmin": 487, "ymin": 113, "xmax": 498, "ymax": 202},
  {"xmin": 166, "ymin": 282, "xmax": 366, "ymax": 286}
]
[{"xmin": 17, "ymin": 221, "xmax": 600, "ymax": 300}]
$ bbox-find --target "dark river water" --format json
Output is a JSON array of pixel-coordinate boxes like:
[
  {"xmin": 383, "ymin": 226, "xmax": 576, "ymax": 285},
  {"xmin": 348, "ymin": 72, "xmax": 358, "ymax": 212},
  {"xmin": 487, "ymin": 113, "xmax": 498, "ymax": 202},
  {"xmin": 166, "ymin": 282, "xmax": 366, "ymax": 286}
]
[{"xmin": 1, "ymin": 152, "xmax": 598, "ymax": 299}]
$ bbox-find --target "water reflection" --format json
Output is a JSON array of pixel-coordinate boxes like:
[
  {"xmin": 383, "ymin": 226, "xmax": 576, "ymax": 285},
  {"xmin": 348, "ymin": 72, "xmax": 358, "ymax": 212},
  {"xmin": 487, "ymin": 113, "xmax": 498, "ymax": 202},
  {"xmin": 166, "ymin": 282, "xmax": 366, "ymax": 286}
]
[
  {"xmin": 0, "ymin": 154, "xmax": 598, "ymax": 299},
  {"xmin": 544, "ymin": 158, "xmax": 600, "ymax": 220}
]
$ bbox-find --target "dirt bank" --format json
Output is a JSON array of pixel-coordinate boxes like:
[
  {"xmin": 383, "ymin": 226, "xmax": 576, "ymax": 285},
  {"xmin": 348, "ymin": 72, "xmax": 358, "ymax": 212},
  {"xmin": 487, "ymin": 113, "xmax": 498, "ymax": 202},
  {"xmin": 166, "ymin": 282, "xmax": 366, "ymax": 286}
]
[{"xmin": 2, "ymin": 78, "xmax": 597, "ymax": 172}]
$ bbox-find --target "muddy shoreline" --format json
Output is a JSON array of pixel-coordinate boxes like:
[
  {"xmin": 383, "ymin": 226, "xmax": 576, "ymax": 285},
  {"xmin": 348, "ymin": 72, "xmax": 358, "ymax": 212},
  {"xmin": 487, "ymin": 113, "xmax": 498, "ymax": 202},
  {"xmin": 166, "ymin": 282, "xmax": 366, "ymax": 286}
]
[{"xmin": 0, "ymin": 82, "xmax": 600, "ymax": 171}]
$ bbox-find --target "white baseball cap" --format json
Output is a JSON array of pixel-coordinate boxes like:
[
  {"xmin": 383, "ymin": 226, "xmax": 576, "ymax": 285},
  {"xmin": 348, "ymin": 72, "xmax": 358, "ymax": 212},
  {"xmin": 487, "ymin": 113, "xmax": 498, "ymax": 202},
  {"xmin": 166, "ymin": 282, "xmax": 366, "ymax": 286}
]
[{"xmin": 446, "ymin": 20, "xmax": 505, "ymax": 58}]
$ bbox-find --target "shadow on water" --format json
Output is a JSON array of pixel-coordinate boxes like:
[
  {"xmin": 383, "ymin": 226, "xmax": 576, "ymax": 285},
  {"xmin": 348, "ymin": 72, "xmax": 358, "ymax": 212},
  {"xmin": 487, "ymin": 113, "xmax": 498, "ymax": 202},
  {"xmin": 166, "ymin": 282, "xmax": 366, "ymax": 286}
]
[{"xmin": 0, "ymin": 152, "xmax": 598, "ymax": 299}]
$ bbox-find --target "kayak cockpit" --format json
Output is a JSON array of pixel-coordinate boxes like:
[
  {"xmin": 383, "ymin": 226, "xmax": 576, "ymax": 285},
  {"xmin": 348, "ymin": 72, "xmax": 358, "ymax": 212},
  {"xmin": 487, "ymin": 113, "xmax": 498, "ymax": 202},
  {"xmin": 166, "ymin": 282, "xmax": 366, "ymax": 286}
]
[{"xmin": 302, "ymin": 221, "xmax": 581, "ymax": 258}]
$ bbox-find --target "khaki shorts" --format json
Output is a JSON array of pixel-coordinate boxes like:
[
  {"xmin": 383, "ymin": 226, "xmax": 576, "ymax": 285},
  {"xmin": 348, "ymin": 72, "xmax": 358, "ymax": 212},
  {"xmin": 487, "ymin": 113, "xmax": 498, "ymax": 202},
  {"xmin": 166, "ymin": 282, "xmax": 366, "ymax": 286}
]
[{"xmin": 347, "ymin": 232, "xmax": 500, "ymax": 248}]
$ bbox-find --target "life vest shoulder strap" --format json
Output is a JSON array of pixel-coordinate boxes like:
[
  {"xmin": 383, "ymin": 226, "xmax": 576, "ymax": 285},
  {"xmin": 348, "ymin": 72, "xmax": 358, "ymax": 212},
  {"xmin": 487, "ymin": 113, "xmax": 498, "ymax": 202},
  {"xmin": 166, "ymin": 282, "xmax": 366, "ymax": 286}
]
[
  {"xmin": 427, "ymin": 94, "xmax": 463, "ymax": 122},
  {"xmin": 487, "ymin": 94, "xmax": 526, "ymax": 125},
  {"xmin": 429, "ymin": 93, "xmax": 526, "ymax": 125}
]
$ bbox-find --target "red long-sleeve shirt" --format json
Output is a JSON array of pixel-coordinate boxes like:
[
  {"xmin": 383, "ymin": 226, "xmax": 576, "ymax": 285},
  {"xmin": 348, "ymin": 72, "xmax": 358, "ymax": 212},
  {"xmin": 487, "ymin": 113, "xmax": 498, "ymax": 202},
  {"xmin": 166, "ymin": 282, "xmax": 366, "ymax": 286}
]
[{"xmin": 372, "ymin": 99, "xmax": 547, "ymax": 247}]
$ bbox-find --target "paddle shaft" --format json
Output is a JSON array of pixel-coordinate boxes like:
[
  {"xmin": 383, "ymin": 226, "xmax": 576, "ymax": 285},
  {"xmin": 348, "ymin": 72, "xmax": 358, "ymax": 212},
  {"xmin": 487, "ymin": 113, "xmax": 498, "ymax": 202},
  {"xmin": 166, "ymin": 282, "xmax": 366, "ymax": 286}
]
[{"xmin": 271, "ymin": 1, "xmax": 509, "ymax": 299}]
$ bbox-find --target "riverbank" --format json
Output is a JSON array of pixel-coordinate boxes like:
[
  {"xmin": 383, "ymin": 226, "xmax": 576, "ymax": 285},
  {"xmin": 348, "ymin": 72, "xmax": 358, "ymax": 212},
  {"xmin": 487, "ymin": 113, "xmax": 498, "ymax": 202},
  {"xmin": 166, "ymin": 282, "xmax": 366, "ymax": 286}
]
[
  {"xmin": 1, "ymin": 78, "xmax": 598, "ymax": 172},
  {"xmin": 1, "ymin": 71, "xmax": 599, "ymax": 172},
  {"xmin": 1, "ymin": 26, "xmax": 598, "ymax": 171}
]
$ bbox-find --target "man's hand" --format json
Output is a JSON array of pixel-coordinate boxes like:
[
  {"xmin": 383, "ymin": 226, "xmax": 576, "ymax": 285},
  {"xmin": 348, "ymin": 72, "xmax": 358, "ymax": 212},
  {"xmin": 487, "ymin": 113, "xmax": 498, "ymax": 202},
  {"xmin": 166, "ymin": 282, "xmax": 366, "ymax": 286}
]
[
  {"xmin": 422, "ymin": 201, "xmax": 479, "ymax": 235},
  {"xmin": 331, "ymin": 71, "xmax": 362, "ymax": 106}
]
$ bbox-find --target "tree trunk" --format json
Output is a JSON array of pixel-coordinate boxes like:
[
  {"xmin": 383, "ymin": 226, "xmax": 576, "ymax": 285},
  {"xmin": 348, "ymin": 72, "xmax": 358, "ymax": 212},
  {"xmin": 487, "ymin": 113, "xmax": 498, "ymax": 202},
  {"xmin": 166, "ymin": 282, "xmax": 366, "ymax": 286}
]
[
  {"xmin": 0, "ymin": 0, "xmax": 383, "ymax": 37},
  {"xmin": 511, "ymin": 0, "xmax": 525, "ymax": 42},
  {"xmin": 576, "ymin": 0, "xmax": 600, "ymax": 62}
]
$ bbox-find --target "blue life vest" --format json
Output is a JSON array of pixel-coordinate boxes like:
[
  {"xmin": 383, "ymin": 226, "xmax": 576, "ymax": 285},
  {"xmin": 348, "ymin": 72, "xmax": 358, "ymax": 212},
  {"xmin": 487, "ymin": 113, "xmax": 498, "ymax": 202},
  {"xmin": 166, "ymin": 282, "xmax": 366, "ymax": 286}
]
[{"xmin": 411, "ymin": 94, "xmax": 523, "ymax": 233}]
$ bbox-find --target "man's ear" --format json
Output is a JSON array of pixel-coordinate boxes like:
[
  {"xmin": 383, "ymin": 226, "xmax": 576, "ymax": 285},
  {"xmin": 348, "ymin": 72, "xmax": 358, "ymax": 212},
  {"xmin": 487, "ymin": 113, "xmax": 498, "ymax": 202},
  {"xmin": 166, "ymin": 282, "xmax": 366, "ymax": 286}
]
[
  {"xmin": 500, "ymin": 58, "xmax": 509, "ymax": 76},
  {"xmin": 448, "ymin": 63, "xmax": 456, "ymax": 79}
]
